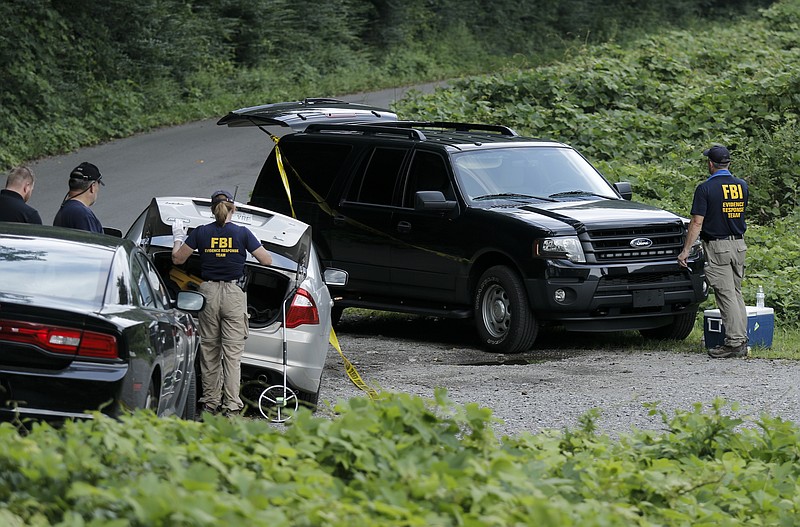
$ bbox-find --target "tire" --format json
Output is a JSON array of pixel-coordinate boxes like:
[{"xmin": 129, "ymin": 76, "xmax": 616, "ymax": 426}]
[
  {"xmin": 181, "ymin": 370, "xmax": 198, "ymax": 421},
  {"xmin": 639, "ymin": 310, "xmax": 698, "ymax": 340},
  {"xmin": 144, "ymin": 378, "xmax": 160, "ymax": 415},
  {"xmin": 331, "ymin": 306, "xmax": 344, "ymax": 328},
  {"xmin": 298, "ymin": 373, "xmax": 323, "ymax": 411},
  {"xmin": 474, "ymin": 265, "xmax": 538, "ymax": 353}
]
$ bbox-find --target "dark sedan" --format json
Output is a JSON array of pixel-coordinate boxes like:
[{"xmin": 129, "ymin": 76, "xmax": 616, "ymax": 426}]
[{"xmin": 0, "ymin": 223, "xmax": 205, "ymax": 422}]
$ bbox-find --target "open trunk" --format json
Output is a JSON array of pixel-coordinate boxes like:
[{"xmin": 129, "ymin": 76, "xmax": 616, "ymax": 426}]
[
  {"xmin": 149, "ymin": 250, "xmax": 291, "ymax": 328},
  {"xmin": 129, "ymin": 197, "xmax": 313, "ymax": 327}
]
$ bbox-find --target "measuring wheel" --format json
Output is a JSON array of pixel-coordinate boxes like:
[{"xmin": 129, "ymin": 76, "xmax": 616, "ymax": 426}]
[{"xmin": 258, "ymin": 384, "xmax": 299, "ymax": 422}]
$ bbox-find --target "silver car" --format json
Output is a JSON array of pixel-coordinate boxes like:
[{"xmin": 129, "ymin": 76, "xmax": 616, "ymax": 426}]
[{"xmin": 126, "ymin": 197, "xmax": 345, "ymax": 412}]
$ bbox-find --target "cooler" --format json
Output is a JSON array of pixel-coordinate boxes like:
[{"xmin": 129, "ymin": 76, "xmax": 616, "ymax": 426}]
[{"xmin": 703, "ymin": 306, "xmax": 774, "ymax": 348}]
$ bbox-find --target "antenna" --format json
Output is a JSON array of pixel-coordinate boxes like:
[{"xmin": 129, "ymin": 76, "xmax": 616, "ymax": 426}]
[{"xmin": 233, "ymin": 185, "xmax": 239, "ymax": 201}]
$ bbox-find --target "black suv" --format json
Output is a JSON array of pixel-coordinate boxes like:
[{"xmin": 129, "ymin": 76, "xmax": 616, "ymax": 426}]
[{"xmin": 219, "ymin": 99, "xmax": 707, "ymax": 353}]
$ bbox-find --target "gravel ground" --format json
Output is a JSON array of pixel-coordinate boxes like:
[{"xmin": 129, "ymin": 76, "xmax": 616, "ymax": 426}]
[{"xmin": 317, "ymin": 312, "xmax": 800, "ymax": 438}]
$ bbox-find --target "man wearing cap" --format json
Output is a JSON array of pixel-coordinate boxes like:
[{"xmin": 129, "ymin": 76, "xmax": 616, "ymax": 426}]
[
  {"xmin": 0, "ymin": 166, "xmax": 42, "ymax": 224},
  {"xmin": 53, "ymin": 162, "xmax": 104, "ymax": 233},
  {"xmin": 678, "ymin": 145, "xmax": 749, "ymax": 358},
  {"xmin": 172, "ymin": 190, "xmax": 272, "ymax": 417}
]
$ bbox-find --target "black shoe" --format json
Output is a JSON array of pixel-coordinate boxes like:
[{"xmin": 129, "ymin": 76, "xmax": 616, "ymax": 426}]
[
  {"xmin": 222, "ymin": 408, "xmax": 242, "ymax": 418},
  {"xmin": 731, "ymin": 342, "xmax": 749, "ymax": 358},
  {"xmin": 708, "ymin": 343, "xmax": 748, "ymax": 359},
  {"xmin": 201, "ymin": 403, "xmax": 220, "ymax": 415}
]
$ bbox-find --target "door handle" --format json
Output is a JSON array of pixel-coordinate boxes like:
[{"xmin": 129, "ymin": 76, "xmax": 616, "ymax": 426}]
[
  {"xmin": 333, "ymin": 214, "xmax": 346, "ymax": 225},
  {"xmin": 397, "ymin": 221, "xmax": 411, "ymax": 233}
]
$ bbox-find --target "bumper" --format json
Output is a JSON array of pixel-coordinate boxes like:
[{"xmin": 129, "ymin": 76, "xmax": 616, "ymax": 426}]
[
  {"xmin": 527, "ymin": 259, "xmax": 707, "ymax": 331},
  {"xmin": 0, "ymin": 361, "xmax": 128, "ymax": 420},
  {"xmin": 241, "ymin": 323, "xmax": 330, "ymax": 394}
]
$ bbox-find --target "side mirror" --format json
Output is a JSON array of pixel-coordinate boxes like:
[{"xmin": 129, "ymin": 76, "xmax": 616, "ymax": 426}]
[
  {"xmin": 414, "ymin": 191, "xmax": 457, "ymax": 212},
  {"xmin": 103, "ymin": 227, "xmax": 123, "ymax": 238},
  {"xmin": 176, "ymin": 290, "xmax": 206, "ymax": 313},
  {"xmin": 614, "ymin": 181, "xmax": 632, "ymax": 200},
  {"xmin": 323, "ymin": 268, "xmax": 348, "ymax": 287}
]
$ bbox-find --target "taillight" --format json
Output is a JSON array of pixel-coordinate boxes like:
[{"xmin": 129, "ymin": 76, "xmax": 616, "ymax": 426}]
[
  {"xmin": 0, "ymin": 319, "xmax": 119, "ymax": 359},
  {"xmin": 77, "ymin": 332, "xmax": 119, "ymax": 359},
  {"xmin": 285, "ymin": 288, "xmax": 319, "ymax": 328}
]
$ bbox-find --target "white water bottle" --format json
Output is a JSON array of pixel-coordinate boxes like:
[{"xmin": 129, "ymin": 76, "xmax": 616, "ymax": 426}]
[{"xmin": 756, "ymin": 285, "xmax": 765, "ymax": 308}]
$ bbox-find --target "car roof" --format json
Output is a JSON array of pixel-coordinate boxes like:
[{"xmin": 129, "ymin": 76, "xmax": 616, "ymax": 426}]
[{"xmin": 294, "ymin": 123, "xmax": 569, "ymax": 151}]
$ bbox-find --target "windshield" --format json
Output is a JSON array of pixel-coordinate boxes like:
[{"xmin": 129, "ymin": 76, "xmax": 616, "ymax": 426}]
[{"xmin": 452, "ymin": 146, "xmax": 618, "ymax": 202}]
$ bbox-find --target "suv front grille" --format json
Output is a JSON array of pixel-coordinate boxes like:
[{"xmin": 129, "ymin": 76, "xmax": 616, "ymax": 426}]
[
  {"xmin": 585, "ymin": 224, "xmax": 685, "ymax": 262},
  {"xmin": 599, "ymin": 272, "xmax": 688, "ymax": 290}
]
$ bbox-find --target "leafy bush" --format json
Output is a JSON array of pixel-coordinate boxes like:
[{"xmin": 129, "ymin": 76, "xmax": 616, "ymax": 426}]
[
  {"xmin": 2, "ymin": 392, "xmax": 800, "ymax": 525},
  {"xmin": 0, "ymin": 0, "xmax": 773, "ymax": 168},
  {"xmin": 394, "ymin": 0, "xmax": 800, "ymax": 324}
]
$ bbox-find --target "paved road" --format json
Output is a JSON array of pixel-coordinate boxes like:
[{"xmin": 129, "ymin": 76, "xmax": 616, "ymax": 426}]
[{"xmin": 27, "ymin": 83, "xmax": 444, "ymax": 229}]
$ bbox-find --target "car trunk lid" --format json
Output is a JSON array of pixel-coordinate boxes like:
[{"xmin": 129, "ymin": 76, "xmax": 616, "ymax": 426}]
[{"xmin": 136, "ymin": 197, "xmax": 312, "ymax": 283}]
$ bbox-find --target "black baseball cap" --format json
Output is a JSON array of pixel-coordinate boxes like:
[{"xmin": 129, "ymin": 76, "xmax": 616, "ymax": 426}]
[
  {"xmin": 70, "ymin": 162, "xmax": 104, "ymax": 185},
  {"xmin": 211, "ymin": 189, "xmax": 234, "ymax": 203},
  {"xmin": 703, "ymin": 145, "xmax": 731, "ymax": 164}
]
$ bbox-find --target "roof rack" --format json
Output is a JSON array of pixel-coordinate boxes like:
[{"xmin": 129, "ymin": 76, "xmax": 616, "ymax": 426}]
[
  {"xmin": 386, "ymin": 121, "xmax": 518, "ymax": 137},
  {"xmin": 303, "ymin": 123, "xmax": 427, "ymax": 140}
]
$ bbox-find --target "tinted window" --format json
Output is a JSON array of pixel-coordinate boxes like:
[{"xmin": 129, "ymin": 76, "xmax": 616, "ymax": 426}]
[
  {"xmin": 0, "ymin": 235, "xmax": 112, "ymax": 307},
  {"xmin": 107, "ymin": 247, "xmax": 134, "ymax": 305},
  {"xmin": 137, "ymin": 253, "xmax": 171, "ymax": 309},
  {"xmin": 132, "ymin": 257, "xmax": 159, "ymax": 309},
  {"xmin": 345, "ymin": 147, "xmax": 407, "ymax": 205},
  {"xmin": 403, "ymin": 151, "xmax": 454, "ymax": 207},
  {"xmin": 252, "ymin": 141, "xmax": 352, "ymax": 213}
]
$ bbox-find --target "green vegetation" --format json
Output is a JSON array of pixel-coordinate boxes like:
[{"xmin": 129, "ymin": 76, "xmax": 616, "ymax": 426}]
[
  {"xmin": 3, "ymin": 393, "xmax": 800, "ymax": 525},
  {"xmin": 0, "ymin": 0, "xmax": 770, "ymax": 169},
  {"xmin": 2, "ymin": 4, "xmax": 798, "ymax": 522},
  {"xmin": 395, "ymin": 0, "xmax": 800, "ymax": 331}
]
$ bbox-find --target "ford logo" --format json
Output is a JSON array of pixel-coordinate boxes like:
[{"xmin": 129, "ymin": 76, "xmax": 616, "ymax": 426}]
[{"xmin": 630, "ymin": 237, "xmax": 653, "ymax": 248}]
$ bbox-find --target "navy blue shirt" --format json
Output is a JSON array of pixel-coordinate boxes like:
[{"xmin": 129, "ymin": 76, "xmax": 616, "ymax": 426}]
[
  {"xmin": 690, "ymin": 169, "xmax": 748, "ymax": 240},
  {"xmin": 53, "ymin": 199, "xmax": 103, "ymax": 233},
  {"xmin": 0, "ymin": 189, "xmax": 42, "ymax": 224},
  {"xmin": 185, "ymin": 221, "xmax": 262, "ymax": 280}
]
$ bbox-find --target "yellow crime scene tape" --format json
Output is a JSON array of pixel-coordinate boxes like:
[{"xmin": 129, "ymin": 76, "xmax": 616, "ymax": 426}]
[{"xmin": 270, "ymin": 133, "xmax": 379, "ymax": 401}]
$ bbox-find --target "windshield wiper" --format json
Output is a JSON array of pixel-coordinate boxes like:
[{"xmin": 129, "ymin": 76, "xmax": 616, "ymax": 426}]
[
  {"xmin": 548, "ymin": 190, "xmax": 613, "ymax": 199},
  {"xmin": 473, "ymin": 193, "xmax": 554, "ymax": 202}
]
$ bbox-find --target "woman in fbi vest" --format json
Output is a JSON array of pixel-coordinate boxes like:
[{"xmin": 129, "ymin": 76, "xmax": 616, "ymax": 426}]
[{"xmin": 172, "ymin": 190, "xmax": 272, "ymax": 416}]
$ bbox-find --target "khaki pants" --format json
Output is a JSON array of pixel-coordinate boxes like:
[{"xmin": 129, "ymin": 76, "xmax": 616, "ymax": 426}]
[
  {"xmin": 703, "ymin": 238, "xmax": 748, "ymax": 347},
  {"xmin": 197, "ymin": 281, "xmax": 248, "ymax": 412}
]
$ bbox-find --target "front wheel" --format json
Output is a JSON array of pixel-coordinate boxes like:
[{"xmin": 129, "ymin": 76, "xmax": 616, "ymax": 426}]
[
  {"xmin": 639, "ymin": 310, "xmax": 698, "ymax": 340},
  {"xmin": 181, "ymin": 371, "xmax": 198, "ymax": 421},
  {"xmin": 331, "ymin": 306, "xmax": 344, "ymax": 328},
  {"xmin": 474, "ymin": 265, "xmax": 538, "ymax": 353}
]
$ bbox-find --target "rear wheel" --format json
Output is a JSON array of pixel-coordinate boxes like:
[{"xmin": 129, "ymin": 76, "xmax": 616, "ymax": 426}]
[
  {"xmin": 144, "ymin": 378, "xmax": 160, "ymax": 414},
  {"xmin": 474, "ymin": 265, "xmax": 538, "ymax": 353},
  {"xmin": 639, "ymin": 310, "xmax": 698, "ymax": 340},
  {"xmin": 298, "ymin": 373, "xmax": 323, "ymax": 410}
]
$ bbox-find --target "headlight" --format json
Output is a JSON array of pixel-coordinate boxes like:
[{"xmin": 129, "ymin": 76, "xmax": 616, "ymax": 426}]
[{"xmin": 534, "ymin": 236, "xmax": 586, "ymax": 263}]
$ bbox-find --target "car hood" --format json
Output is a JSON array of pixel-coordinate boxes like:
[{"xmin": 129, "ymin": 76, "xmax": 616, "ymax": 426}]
[
  {"xmin": 216, "ymin": 98, "xmax": 397, "ymax": 131},
  {"xmin": 493, "ymin": 197, "xmax": 685, "ymax": 233},
  {"xmin": 134, "ymin": 197, "xmax": 312, "ymax": 280}
]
